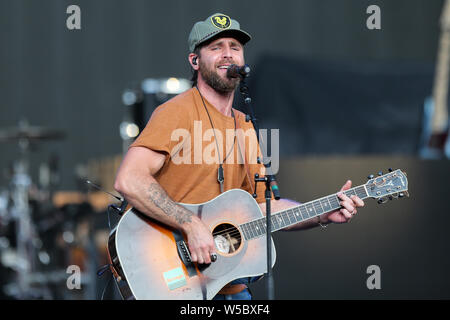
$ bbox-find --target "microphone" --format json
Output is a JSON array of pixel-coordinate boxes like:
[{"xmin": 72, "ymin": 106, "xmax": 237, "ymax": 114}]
[{"xmin": 226, "ymin": 64, "xmax": 251, "ymax": 78}]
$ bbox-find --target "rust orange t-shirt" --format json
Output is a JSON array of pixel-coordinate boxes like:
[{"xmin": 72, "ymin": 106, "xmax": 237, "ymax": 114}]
[{"xmin": 130, "ymin": 87, "xmax": 269, "ymax": 205}]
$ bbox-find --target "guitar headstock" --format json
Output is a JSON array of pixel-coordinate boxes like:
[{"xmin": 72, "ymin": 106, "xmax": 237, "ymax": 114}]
[{"xmin": 365, "ymin": 169, "xmax": 409, "ymax": 204}]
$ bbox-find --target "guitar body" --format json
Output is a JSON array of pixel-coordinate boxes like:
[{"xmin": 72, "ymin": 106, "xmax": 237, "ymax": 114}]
[{"xmin": 108, "ymin": 189, "xmax": 276, "ymax": 300}]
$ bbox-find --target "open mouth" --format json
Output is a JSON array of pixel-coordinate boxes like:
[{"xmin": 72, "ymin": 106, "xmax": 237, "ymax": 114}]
[{"xmin": 217, "ymin": 65, "xmax": 231, "ymax": 70}]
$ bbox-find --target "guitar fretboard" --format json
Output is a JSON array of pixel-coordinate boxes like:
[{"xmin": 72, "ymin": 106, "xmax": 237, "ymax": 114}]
[{"xmin": 239, "ymin": 185, "xmax": 368, "ymax": 241}]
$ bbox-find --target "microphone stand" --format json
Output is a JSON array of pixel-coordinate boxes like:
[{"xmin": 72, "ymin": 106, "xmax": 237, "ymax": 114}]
[{"xmin": 239, "ymin": 77, "xmax": 280, "ymax": 300}]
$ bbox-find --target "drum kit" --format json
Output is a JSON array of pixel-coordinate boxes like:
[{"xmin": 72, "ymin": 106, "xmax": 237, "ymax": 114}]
[{"xmin": 0, "ymin": 121, "xmax": 106, "ymax": 299}]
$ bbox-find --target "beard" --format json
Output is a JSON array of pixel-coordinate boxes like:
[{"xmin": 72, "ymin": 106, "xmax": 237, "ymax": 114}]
[{"xmin": 198, "ymin": 59, "xmax": 241, "ymax": 93}]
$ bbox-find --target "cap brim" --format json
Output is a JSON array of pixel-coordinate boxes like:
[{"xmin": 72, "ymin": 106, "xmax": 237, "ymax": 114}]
[{"xmin": 195, "ymin": 29, "xmax": 251, "ymax": 50}]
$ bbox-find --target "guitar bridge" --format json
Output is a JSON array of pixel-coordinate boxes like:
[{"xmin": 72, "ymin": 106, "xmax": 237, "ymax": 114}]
[
  {"xmin": 174, "ymin": 235, "xmax": 197, "ymax": 277},
  {"xmin": 176, "ymin": 240, "xmax": 192, "ymax": 264}
]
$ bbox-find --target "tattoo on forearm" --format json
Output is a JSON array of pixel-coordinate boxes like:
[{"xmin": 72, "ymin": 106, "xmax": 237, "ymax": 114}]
[{"xmin": 147, "ymin": 182, "xmax": 193, "ymax": 225}]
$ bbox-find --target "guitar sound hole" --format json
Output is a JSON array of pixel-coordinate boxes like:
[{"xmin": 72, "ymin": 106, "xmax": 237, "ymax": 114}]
[{"xmin": 212, "ymin": 223, "xmax": 242, "ymax": 254}]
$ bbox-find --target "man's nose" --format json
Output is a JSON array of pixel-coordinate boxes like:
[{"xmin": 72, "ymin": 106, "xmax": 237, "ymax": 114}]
[{"xmin": 222, "ymin": 45, "xmax": 233, "ymax": 58}]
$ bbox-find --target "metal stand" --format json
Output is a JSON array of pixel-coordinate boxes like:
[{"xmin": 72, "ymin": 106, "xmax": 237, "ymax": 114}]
[
  {"xmin": 239, "ymin": 78, "xmax": 280, "ymax": 300},
  {"xmin": 8, "ymin": 138, "xmax": 42, "ymax": 298}
]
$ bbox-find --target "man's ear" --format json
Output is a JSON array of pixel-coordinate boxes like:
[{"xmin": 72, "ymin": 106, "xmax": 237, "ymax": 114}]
[{"xmin": 188, "ymin": 53, "xmax": 199, "ymax": 70}]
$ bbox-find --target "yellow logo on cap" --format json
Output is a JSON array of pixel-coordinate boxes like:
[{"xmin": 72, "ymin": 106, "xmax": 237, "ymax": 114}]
[{"xmin": 211, "ymin": 14, "xmax": 231, "ymax": 29}]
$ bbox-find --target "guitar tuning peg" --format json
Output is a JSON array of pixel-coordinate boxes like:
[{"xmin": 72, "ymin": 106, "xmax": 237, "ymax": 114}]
[
  {"xmin": 367, "ymin": 174, "xmax": 374, "ymax": 180},
  {"xmin": 388, "ymin": 168, "xmax": 393, "ymax": 172},
  {"xmin": 398, "ymin": 193, "xmax": 404, "ymax": 198},
  {"xmin": 378, "ymin": 171, "xmax": 383, "ymax": 176},
  {"xmin": 377, "ymin": 198, "xmax": 384, "ymax": 204},
  {"xmin": 404, "ymin": 191, "xmax": 410, "ymax": 197},
  {"xmin": 388, "ymin": 195, "xmax": 393, "ymax": 201}
]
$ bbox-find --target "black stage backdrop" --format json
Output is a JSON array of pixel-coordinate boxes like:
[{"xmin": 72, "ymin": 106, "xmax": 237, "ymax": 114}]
[{"xmin": 244, "ymin": 55, "xmax": 432, "ymax": 155}]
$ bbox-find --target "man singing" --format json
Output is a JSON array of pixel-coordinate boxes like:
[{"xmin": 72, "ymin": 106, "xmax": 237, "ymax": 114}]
[{"xmin": 114, "ymin": 13, "xmax": 364, "ymax": 300}]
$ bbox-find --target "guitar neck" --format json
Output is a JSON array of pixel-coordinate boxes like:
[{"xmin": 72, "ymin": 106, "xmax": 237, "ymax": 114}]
[{"xmin": 239, "ymin": 185, "xmax": 369, "ymax": 241}]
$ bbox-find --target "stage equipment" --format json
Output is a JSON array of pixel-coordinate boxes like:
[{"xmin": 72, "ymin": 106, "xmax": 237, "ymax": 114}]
[
  {"xmin": 0, "ymin": 121, "xmax": 67, "ymax": 298},
  {"xmin": 120, "ymin": 78, "xmax": 191, "ymax": 153},
  {"xmin": 238, "ymin": 72, "xmax": 280, "ymax": 300},
  {"xmin": 420, "ymin": 0, "xmax": 450, "ymax": 158},
  {"xmin": 226, "ymin": 64, "xmax": 251, "ymax": 78}
]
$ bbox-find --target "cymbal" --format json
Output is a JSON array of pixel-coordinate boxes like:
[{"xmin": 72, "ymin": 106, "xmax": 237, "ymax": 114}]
[{"xmin": 0, "ymin": 125, "xmax": 66, "ymax": 142}]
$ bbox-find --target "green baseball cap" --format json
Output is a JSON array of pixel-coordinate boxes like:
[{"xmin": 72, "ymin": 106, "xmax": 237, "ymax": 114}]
[{"xmin": 188, "ymin": 13, "xmax": 252, "ymax": 53}]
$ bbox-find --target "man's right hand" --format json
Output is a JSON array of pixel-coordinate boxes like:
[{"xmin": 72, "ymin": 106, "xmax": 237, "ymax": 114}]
[
  {"xmin": 183, "ymin": 216, "xmax": 216, "ymax": 265},
  {"xmin": 114, "ymin": 147, "xmax": 218, "ymax": 264}
]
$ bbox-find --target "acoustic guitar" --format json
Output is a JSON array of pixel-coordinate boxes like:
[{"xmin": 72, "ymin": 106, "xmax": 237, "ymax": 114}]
[{"xmin": 107, "ymin": 169, "xmax": 408, "ymax": 300}]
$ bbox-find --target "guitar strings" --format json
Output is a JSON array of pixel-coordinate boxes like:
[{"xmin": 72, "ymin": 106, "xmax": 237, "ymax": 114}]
[{"xmin": 210, "ymin": 188, "xmax": 366, "ymax": 239}]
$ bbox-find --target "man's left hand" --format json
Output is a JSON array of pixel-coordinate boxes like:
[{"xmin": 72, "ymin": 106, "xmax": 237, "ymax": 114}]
[{"xmin": 320, "ymin": 180, "xmax": 364, "ymax": 224}]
